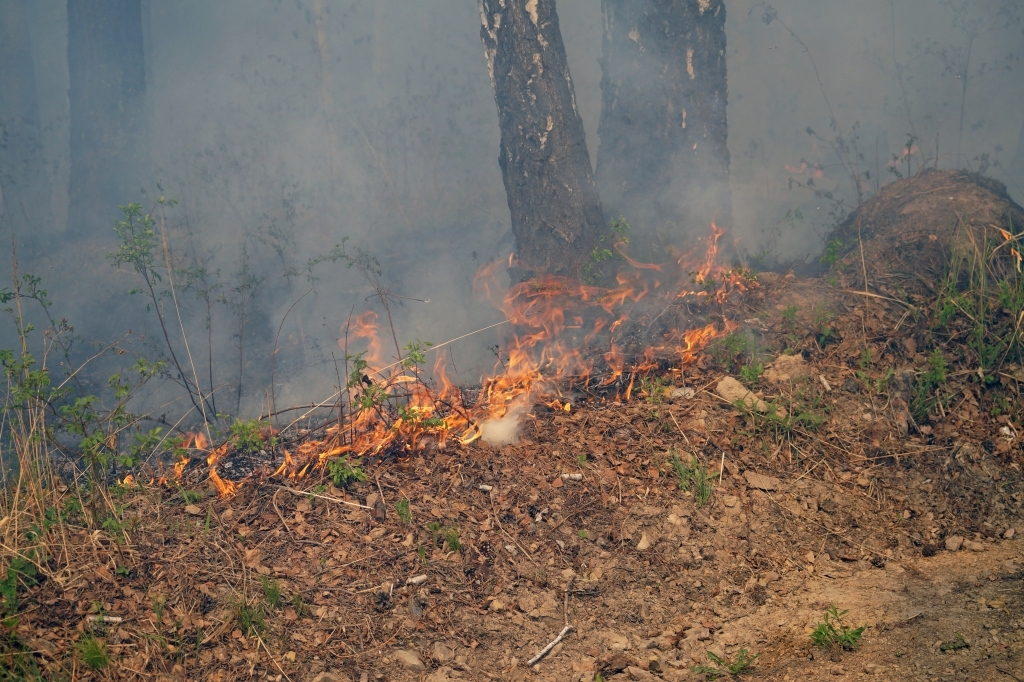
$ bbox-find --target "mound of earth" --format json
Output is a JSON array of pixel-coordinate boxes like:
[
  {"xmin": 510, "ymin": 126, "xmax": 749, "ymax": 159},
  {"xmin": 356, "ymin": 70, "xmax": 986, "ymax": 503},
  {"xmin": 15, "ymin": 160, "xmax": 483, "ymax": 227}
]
[{"xmin": 829, "ymin": 169, "xmax": 1024, "ymax": 297}]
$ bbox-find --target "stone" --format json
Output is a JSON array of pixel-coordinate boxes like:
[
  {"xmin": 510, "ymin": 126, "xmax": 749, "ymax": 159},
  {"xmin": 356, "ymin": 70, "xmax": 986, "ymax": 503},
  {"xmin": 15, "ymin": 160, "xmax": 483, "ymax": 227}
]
[
  {"xmin": 432, "ymin": 641, "xmax": 455, "ymax": 662},
  {"xmin": 310, "ymin": 673, "xmax": 353, "ymax": 682},
  {"xmin": 627, "ymin": 666, "xmax": 658, "ymax": 680},
  {"xmin": 488, "ymin": 598, "xmax": 506, "ymax": 612},
  {"xmin": 393, "ymin": 649, "xmax": 426, "ymax": 671},
  {"xmin": 963, "ymin": 540, "xmax": 985, "ymax": 552},
  {"xmin": 683, "ymin": 626, "xmax": 711, "ymax": 641},
  {"xmin": 636, "ymin": 532, "xmax": 652, "ymax": 551},
  {"xmin": 717, "ymin": 376, "xmax": 769, "ymax": 413},
  {"xmin": 944, "ymin": 535, "xmax": 964, "ymax": 552},
  {"xmin": 765, "ymin": 353, "xmax": 810, "ymax": 383},
  {"xmin": 184, "ymin": 504, "xmax": 202, "ymax": 515},
  {"xmin": 1003, "ymin": 528, "xmax": 1015, "ymax": 539},
  {"xmin": 670, "ymin": 387, "xmax": 695, "ymax": 400},
  {"xmin": 601, "ymin": 630, "xmax": 631, "ymax": 651},
  {"xmin": 425, "ymin": 668, "xmax": 455, "ymax": 682},
  {"xmin": 744, "ymin": 471, "xmax": 781, "ymax": 491},
  {"xmin": 863, "ymin": 663, "xmax": 884, "ymax": 674}
]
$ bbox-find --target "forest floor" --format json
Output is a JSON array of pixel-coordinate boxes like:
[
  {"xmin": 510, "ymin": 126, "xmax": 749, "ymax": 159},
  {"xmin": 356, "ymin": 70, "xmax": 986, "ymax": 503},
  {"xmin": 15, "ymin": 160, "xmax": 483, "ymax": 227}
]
[{"xmin": 8, "ymin": 272, "xmax": 1024, "ymax": 682}]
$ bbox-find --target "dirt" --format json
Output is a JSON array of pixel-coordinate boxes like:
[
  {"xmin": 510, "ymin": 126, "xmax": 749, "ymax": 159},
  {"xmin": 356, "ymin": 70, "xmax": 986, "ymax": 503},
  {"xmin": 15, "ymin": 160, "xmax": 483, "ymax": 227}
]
[
  {"xmin": 830, "ymin": 169, "xmax": 1024, "ymax": 296},
  {"xmin": 6, "ymin": 172, "xmax": 1024, "ymax": 680}
]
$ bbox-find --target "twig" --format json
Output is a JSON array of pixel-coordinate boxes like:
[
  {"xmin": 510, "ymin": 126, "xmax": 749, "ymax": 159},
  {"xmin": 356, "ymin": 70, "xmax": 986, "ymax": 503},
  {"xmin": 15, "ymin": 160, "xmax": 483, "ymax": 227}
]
[
  {"xmin": 272, "ymin": 488, "xmax": 292, "ymax": 536},
  {"xmin": 526, "ymin": 576, "xmax": 575, "ymax": 666},
  {"xmin": 276, "ymin": 485, "xmax": 372, "ymax": 510},
  {"xmin": 996, "ymin": 666, "xmax": 1023, "ymax": 682},
  {"xmin": 85, "ymin": 615, "xmax": 123, "ymax": 624}
]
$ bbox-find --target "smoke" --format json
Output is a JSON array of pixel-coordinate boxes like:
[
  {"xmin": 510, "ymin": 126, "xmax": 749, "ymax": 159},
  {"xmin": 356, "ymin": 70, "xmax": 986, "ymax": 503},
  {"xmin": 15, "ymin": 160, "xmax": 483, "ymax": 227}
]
[
  {"xmin": 479, "ymin": 402, "xmax": 529, "ymax": 446},
  {"xmin": 1, "ymin": 0, "xmax": 1022, "ymax": 422}
]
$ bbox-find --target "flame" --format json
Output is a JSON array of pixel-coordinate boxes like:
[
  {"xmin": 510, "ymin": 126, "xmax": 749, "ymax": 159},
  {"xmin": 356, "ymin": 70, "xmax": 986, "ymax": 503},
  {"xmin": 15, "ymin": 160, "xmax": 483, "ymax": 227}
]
[{"xmin": 194, "ymin": 223, "xmax": 750, "ymax": 496}]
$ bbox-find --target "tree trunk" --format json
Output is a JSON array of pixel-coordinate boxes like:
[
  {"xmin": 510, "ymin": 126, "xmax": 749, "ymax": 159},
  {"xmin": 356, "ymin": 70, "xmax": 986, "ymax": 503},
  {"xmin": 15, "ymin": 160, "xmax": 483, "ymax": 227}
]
[
  {"xmin": 479, "ymin": 0, "xmax": 606, "ymax": 282},
  {"xmin": 0, "ymin": 0, "xmax": 56, "ymax": 252},
  {"xmin": 596, "ymin": 0, "xmax": 730, "ymax": 250},
  {"xmin": 67, "ymin": 0, "xmax": 147, "ymax": 240}
]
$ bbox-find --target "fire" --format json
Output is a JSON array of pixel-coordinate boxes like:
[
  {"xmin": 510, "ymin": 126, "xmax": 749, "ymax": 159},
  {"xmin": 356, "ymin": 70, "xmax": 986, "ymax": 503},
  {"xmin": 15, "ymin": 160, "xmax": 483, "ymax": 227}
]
[{"xmin": 185, "ymin": 223, "xmax": 751, "ymax": 495}]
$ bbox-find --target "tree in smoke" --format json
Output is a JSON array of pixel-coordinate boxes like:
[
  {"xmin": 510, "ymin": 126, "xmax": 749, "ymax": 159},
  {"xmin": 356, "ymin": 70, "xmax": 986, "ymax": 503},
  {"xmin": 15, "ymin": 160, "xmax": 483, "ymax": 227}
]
[
  {"xmin": 0, "ymin": 0, "xmax": 57, "ymax": 251},
  {"xmin": 67, "ymin": 0, "xmax": 147, "ymax": 239},
  {"xmin": 479, "ymin": 0, "xmax": 606, "ymax": 282},
  {"xmin": 596, "ymin": 0, "xmax": 731, "ymax": 250}
]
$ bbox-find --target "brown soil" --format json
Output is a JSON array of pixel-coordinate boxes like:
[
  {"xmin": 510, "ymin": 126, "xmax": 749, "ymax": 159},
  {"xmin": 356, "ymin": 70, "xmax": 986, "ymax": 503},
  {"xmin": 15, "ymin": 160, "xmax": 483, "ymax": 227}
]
[
  {"xmin": 6, "ymin": 173, "xmax": 1024, "ymax": 681},
  {"xmin": 831, "ymin": 169, "xmax": 1024, "ymax": 297}
]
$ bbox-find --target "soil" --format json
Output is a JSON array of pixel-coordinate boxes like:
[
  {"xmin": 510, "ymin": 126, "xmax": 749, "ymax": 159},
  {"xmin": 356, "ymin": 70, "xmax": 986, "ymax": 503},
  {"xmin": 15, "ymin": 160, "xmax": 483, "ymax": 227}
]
[{"xmin": 5, "ymin": 172, "xmax": 1024, "ymax": 681}]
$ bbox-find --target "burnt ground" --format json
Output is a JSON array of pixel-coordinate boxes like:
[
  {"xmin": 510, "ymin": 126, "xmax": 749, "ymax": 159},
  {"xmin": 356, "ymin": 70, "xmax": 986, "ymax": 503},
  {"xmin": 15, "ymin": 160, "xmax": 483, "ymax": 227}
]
[{"xmin": 8, "ymin": 271, "xmax": 1024, "ymax": 682}]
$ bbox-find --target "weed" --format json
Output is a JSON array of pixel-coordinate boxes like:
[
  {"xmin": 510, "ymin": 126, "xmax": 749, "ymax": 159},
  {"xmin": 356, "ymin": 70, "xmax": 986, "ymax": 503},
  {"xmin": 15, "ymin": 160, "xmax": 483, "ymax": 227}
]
[
  {"xmin": 260, "ymin": 576, "xmax": 282, "ymax": 608},
  {"xmin": 291, "ymin": 593, "xmax": 309, "ymax": 618},
  {"xmin": 442, "ymin": 524, "xmax": 461, "ymax": 552},
  {"xmin": 115, "ymin": 564, "xmax": 130, "ymax": 577},
  {"xmin": 810, "ymin": 605, "xmax": 866, "ymax": 650},
  {"xmin": 77, "ymin": 634, "xmax": 109, "ymax": 669},
  {"xmin": 235, "ymin": 600, "xmax": 266, "ymax": 635},
  {"xmin": 821, "ymin": 238, "xmax": 844, "ymax": 266},
  {"xmin": 911, "ymin": 349, "xmax": 949, "ymax": 422},
  {"xmin": 692, "ymin": 647, "xmax": 760, "ymax": 679},
  {"xmin": 708, "ymin": 333, "xmax": 749, "ymax": 372},
  {"xmin": 578, "ymin": 529, "xmax": 589, "ymax": 539},
  {"xmin": 327, "ymin": 456, "xmax": 366, "ymax": 487},
  {"xmin": 740, "ymin": 361, "xmax": 764, "ymax": 384},
  {"xmin": 669, "ymin": 452, "xmax": 718, "ymax": 508},
  {"xmin": 639, "ymin": 374, "xmax": 669, "ymax": 403},
  {"xmin": 395, "ymin": 498, "xmax": 413, "ymax": 524},
  {"xmin": 426, "ymin": 521, "xmax": 441, "ymax": 547},
  {"xmin": 940, "ymin": 633, "xmax": 969, "ymax": 651},
  {"xmin": 229, "ymin": 418, "xmax": 273, "ymax": 453}
]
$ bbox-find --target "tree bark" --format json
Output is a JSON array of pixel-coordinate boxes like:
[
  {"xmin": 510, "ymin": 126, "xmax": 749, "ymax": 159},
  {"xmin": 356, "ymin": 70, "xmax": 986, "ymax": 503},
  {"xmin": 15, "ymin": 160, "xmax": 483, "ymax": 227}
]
[
  {"xmin": 596, "ymin": 0, "xmax": 731, "ymax": 249},
  {"xmin": 479, "ymin": 0, "xmax": 606, "ymax": 282},
  {"xmin": 0, "ymin": 0, "xmax": 56, "ymax": 252},
  {"xmin": 67, "ymin": 0, "xmax": 147, "ymax": 240}
]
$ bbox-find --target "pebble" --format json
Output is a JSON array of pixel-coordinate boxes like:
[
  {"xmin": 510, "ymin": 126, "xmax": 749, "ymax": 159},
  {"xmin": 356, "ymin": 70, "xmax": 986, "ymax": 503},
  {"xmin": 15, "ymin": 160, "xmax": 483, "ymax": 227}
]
[
  {"xmin": 743, "ymin": 471, "xmax": 781, "ymax": 491},
  {"xmin": 626, "ymin": 666, "xmax": 658, "ymax": 680},
  {"xmin": 863, "ymin": 663, "xmax": 884, "ymax": 675},
  {"xmin": 636, "ymin": 533, "xmax": 652, "ymax": 551},
  {"xmin": 945, "ymin": 535, "xmax": 964, "ymax": 552},
  {"xmin": 1003, "ymin": 528, "xmax": 1015, "ymax": 539},
  {"xmin": 670, "ymin": 386, "xmax": 695, "ymax": 400},
  {"xmin": 963, "ymin": 540, "xmax": 985, "ymax": 552},
  {"xmin": 393, "ymin": 649, "xmax": 426, "ymax": 671},
  {"xmin": 602, "ymin": 631, "xmax": 631, "ymax": 651},
  {"xmin": 432, "ymin": 641, "xmax": 455, "ymax": 662}
]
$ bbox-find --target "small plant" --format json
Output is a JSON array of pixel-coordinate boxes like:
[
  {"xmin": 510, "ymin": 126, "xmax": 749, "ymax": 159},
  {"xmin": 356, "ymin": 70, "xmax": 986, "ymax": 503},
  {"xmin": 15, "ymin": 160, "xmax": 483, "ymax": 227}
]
[
  {"xmin": 395, "ymin": 497, "xmax": 413, "ymax": 524},
  {"xmin": 291, "ymin": 593, "xmax": 309, "ymax": 618},
  {"xmin": 578, "ymin": 529, "xmax": 589, "ymax": 539},
  {"xmin": 442, "ymin": 524, "xmax": 461, "ymax": 552},
  {"xmin": 940, "ymin": 633, "xmax": 969, "ymax": 651},
  {"xmin": 0, "ymin": 555, "xmax": 38, "ymax": 616},
  {"xmin": 810, "ymin": 605, "xmax": 866, "ymax": 650},
  {"xmin": 426, "ymin": 521, "xmax": 441, "ymax": 547},
  {"xmin": 692, "ymin": 647, "xmax": 760, "ymax": 679},
  {"xmin": 78, "ymin": 634, "xmax": 109, "ymax": 669},
  {"xmin": 327, "ymin": 455, "xmax": 366, "ymax": 487},
  {"xmin": 235, "ymin": 600, "xmax": 266, "ymax": 635},
  {"xmin": 911, "ymin": 349, "xmax": 949, "ymax": 422},
  {"xmin": 260, "ymin": 576, "xmax": 282, "ymax": 608},
  {"xmin": 669, "ymin": 452, "xmax": 718, "ymax": 508},
  {"xmin": 229, "ymin": 418, "xmax": 273, "ymax": 453},
  {"xmin": 740, "ymin": 361, "xmax": 764, "ymax": 384},
  {"xmin": 639, "ymin": 374, "xmax": 669, "ymax": 403}
]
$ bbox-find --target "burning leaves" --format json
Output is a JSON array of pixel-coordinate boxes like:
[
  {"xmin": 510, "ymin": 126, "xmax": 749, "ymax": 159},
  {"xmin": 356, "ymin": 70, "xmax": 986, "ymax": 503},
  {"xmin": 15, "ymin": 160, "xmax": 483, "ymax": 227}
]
[{"xmin": 171, "ymin": 224, "xmax": 752, "ymax": 497}]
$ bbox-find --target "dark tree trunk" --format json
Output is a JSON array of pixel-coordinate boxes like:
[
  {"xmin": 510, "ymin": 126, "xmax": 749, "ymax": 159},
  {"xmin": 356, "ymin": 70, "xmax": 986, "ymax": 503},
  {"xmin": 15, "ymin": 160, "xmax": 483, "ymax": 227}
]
[
  {"xmin": 0, "ymin": 0, "xmax": 56, "ymax": 252},
  {"xmin": 596, "ymin": 0, "xmax": 730, "ymax": 250},
  {"xmin": 67, "ymin": 0, "xmax": 147, "ymax": 240},
  {"xmin": 479, "ymin": 0, "xmax": 606, "ymax": 282}
]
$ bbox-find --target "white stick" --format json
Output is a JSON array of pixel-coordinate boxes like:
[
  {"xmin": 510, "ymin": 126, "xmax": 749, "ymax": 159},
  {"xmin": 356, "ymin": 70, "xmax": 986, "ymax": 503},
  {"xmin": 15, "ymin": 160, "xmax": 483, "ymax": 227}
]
[
  {"xmin": 526, "ymin": 624, "xmax": 573, "ymax": 667},
  {"xmin": 85, "ymin": 615, "xmax": 123, "ymax": 624}
]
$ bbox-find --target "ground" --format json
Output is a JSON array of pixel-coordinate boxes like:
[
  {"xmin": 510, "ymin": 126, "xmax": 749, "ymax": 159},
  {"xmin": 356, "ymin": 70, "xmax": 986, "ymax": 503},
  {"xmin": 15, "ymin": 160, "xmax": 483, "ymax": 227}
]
[{"xmin": 4, "ymin": 171, "xmax": 1024, "ymax": 680}]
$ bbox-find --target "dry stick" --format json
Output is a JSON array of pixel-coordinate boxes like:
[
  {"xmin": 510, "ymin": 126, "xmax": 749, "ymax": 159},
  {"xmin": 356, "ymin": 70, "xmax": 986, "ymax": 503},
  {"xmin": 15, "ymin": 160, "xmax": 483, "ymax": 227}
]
[
  {"xmin": 158, "ymin": 204, "xmax": 210, "ymax": 428},
  {"xmin": 527, "ymin": 576, "xmax": 575, "ymax": 666},
  {"xmin": 272, "ymin": 488, "xmax": 292, "ymax": 537},
  {"xmin": 270, "ymin": 286, "xmax": 316, "ymax": 431},
  {"xmin": 276, "ymin": 486, "xmax": 372, "ymax": 510}
]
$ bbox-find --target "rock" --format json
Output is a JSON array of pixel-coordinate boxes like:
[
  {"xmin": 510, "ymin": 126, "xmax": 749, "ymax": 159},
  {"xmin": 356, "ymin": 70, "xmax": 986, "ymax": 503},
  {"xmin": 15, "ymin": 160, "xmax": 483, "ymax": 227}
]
[
  {"xmin": 488, "ymin": 598, "xmax": 506, "ymax": 612},
  {"xmin": 765, "ymin": 353, "xmax": 810, "ymax": 383},
  {"xmin": 683, "ymin": 626, "xmax": 711, "ymax": 641},
  {"xmin": 743, "ymin": 471, "xmax": 781, "ymax": 491},
  {"xmin": 1000, "ymin": 560, "xmax": 1020, "ymax": 575},
  {"xmin": 636, "ymin": 533, "xmax": 652, "ymax": 551},
  {"xmin": 393, "ymin": 649, "xmax": 426, "ymax": 671},
  {"xmin": 425, "ymin": 668, "xmax": 455, "ymax": 682},
  {"xmin": 627, "ymin": 666, "xmax": 658, "ymax": 680},
  {"xmin": 670, "ymin": 387, "xmax": 695, "ymax": 400},
  {"xmin": 310, "ymin": 673, "xmax": 353, "ymax": 682},
  {"xmin": 717, "ymin": 376, "xmax": 769, "ymax": 412},
  {"xmin": 432, "ymin": 641, "xmax": 455, "ymax": 662},
  {"xmin": 963, "ymin": 540, "xmax": 985, "ymax": 552},
  {"xmin": 598, "ymin": 652, "xmax": 631, "ymax": 674},
  {"xmin": 184, "ymin": 504, "xmax": 202, "ymax": 515},
  {"xmin": 1003, "ymin": 528, "xmax": 1015, "ymax": 539},
  {"xmin": 944, "ymin": 535, "xmax": 964, "ymax": 552},
  {"xmin": 863, "ymin": 663, "xmax": 885, "ymax": 675},
  {"xmin": 601, "ymin": 630, "xmax": 631, "ymax": 651}
]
